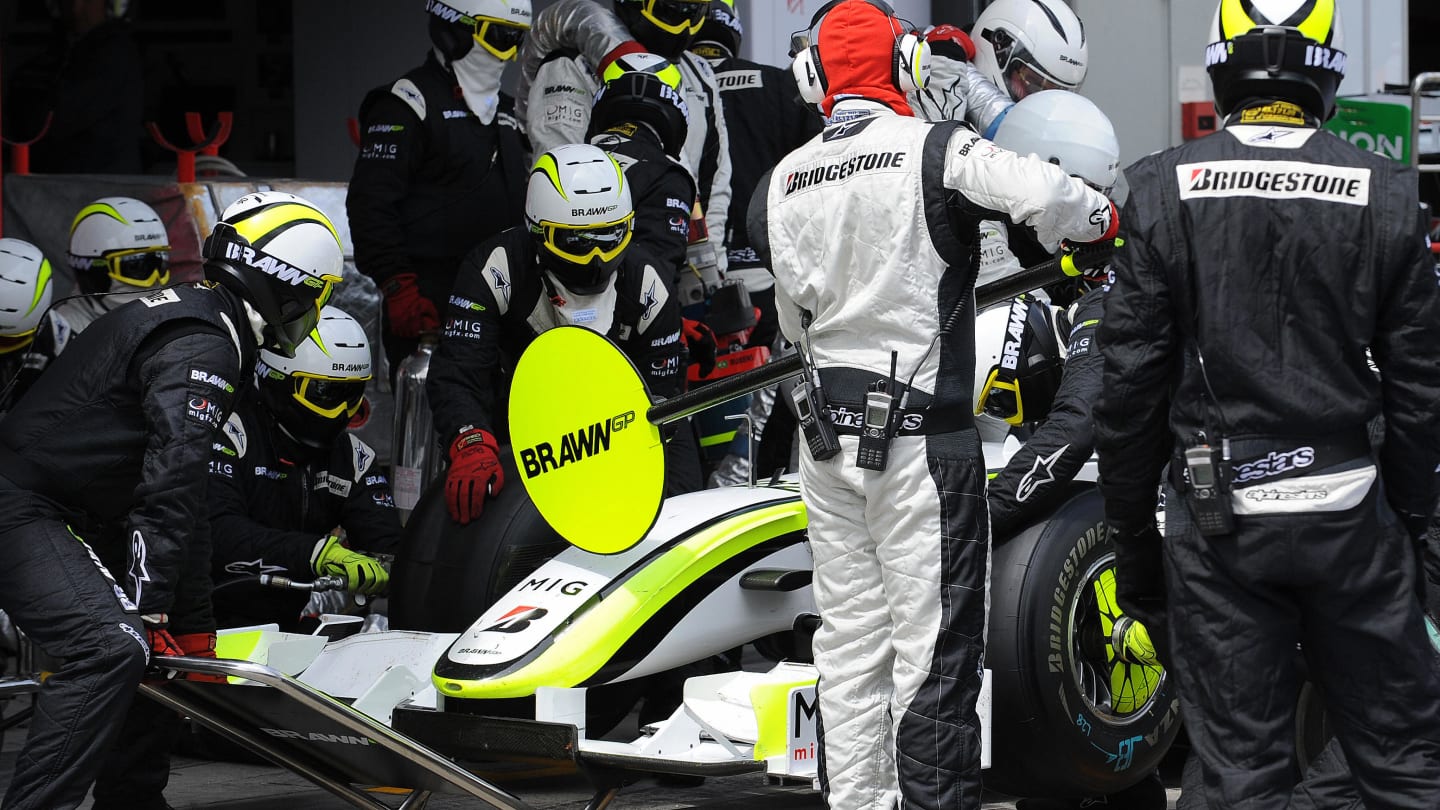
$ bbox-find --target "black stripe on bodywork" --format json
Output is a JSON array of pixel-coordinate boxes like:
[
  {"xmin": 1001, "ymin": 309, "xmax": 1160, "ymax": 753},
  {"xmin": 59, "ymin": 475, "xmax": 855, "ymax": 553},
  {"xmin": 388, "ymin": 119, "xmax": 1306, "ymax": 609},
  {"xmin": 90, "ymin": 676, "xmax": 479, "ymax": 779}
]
[
  {"xmin": 434, "ymin": 496, "xmax": 803, "ymax": 684},
  {"xmin": 581, "ymin": 533, "xmax": 806, "ymax": 685},
  {"xmin": 895, "ymin": 450, "xmax": 988, "ymax": 810}
]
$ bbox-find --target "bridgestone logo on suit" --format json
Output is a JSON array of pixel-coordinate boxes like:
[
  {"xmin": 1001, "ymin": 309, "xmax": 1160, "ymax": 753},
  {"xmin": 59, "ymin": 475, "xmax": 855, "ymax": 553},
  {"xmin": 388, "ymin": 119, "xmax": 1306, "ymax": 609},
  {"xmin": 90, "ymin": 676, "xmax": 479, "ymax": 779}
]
[
  {"xmin": 784, "ymin": 152, "xmax": 907, "ymax": 195},
  {"xmin": 1176, "ymin": 161, "xmax": 1370, "ymax": 206}
]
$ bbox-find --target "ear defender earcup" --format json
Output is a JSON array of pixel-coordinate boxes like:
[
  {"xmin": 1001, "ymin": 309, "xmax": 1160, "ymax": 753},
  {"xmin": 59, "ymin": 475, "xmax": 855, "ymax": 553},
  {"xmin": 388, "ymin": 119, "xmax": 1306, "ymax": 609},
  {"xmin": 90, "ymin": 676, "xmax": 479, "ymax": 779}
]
[
  {"xmin": 894, "ymin": 32, "xmax": 931, "ymax": 93},
  {"xmin": 793, "ymin": 46, "xmax": 828, "ymax": 105}
]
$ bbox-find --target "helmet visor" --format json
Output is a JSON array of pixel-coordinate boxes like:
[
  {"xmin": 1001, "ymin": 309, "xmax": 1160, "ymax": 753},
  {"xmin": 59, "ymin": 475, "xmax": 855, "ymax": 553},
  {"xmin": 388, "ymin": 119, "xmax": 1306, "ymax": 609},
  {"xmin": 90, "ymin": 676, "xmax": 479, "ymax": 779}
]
[
  {"xmin": 0, "ymin": 329, "xmax": 36, "ymax": 355},
  {"xmin": 1005, "ymin": 58, "xmax": 1068, "ymax": 99},
  {"xmin": 106, "ymin": 248, "xmax": 171, "ymax": 288},
  {"xmin": 293, "ymin": 375, "xmax": 368, "ymax": 419},
  {"xmin": 642, "ymin": 0, "xmax": 710, "ymax": 35},
  {"xmin": 473, "ymin": 16, "xmax": 527, "ymax": 61},
  {"xmin": 538, "ymin": 217, "xmax": 634, "ymax": 266}
]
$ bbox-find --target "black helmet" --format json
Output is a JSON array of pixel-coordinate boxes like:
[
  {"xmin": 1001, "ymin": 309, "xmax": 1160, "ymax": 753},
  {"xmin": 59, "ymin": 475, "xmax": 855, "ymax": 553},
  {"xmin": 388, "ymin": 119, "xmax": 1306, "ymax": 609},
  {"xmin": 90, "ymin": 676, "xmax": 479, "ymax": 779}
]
[
  {"xmin": 1206, "ymin": 0, "xmax": 1346, "ymax": 121},
  {"xmin": 974, "ymin": 295, "xmax": 1065, "ymax": 426},
  {"xmin": 614, "ymin": 0, "xmax": 710, "ymax": 59},
  {"xmin": 691, "ymin": 0, "xmax": 743, "ymax": 60},
  {"xmin": 201, "ymin": 191, "xmax": 345, "ymax": 358},
  {"xmin": 591, "ymin": 53, "xmax": 690, "ymax": 159}
]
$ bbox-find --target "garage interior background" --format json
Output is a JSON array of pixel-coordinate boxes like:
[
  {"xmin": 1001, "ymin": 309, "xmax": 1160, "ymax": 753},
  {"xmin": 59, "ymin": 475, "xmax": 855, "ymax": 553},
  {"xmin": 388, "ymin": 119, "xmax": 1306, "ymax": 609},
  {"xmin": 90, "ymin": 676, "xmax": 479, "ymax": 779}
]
[{"xmin": 1, "ymin": 0, "xmax": 1435, "ymax": 181}]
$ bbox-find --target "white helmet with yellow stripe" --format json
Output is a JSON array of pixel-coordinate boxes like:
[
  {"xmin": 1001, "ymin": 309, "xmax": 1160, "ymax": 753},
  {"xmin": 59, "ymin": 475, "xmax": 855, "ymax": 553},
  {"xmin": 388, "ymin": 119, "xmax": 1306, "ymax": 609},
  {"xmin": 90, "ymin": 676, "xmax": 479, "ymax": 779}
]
[
  {"xmin": 0, "ymin": 238, "xmax": 53, "ymax": 355},
  {"xmin": 525, "ymin": 143, "xmax": 636, "ymax": 295},
  {"xmin": 68, "ymin": 196, "xmax": 171, "ymax": 295},
  {"xmin": 256, "ymin": 305, "xmax": 372, "ymax": 450},
  {"xmin": 201, "ymin": 191, "xmax": 345, "ymax": 358},
  {"xmin": 1206, "ymin": 0, "xmax": 1346, "ymax": 121}
]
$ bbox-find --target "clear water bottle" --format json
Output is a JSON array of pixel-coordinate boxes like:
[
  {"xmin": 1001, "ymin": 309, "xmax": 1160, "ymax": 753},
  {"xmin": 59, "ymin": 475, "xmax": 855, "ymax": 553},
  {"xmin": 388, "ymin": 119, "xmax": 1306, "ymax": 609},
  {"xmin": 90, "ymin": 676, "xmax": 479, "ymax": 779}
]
[{"xmin": 390, "ymin": 332, "xmax": 444, "ymax": 525}]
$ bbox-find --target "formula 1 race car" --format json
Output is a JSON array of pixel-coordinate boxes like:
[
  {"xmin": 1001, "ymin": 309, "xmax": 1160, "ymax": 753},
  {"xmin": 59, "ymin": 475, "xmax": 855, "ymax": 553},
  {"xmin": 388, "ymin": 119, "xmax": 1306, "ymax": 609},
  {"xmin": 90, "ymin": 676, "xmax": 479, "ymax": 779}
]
[{"xmin": 140, "ymin": 314, "xmax": 1179, "ymax": 809}]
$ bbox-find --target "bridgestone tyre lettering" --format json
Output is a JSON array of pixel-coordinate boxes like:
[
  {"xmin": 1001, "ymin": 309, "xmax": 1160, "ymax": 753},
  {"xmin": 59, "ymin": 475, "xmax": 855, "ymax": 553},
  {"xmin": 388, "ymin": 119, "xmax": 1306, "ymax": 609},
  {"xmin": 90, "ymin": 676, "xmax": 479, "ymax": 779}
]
[{"xmin": 986, "ymin": 487, "xmax": 1182, "ymax": 798}]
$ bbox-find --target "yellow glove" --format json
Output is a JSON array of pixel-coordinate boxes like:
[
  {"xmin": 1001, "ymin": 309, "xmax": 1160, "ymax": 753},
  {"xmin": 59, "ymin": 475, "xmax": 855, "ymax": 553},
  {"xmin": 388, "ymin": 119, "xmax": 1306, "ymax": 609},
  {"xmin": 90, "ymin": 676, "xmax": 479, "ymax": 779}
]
[{"xmin": 310, "ymin": 535, "xmax": 388, "ymax": 596}]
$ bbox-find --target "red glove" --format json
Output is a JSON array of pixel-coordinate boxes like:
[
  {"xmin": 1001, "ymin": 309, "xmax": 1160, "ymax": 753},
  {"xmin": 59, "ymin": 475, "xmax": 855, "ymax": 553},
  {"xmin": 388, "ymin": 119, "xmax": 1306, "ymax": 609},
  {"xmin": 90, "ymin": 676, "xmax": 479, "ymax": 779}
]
[
  {"xmin": 925, "ymin": 24, "xmax": 977, "ymax": 61},
  {"xmin": 446, "ymin": 428, "xmax": 504, "ymax": 525},
  {"xmin": 683, "ymin": 319, "xmax": 717, "ymax": 378},
  {"xmin": 175, "ymin": 632, "xmax": 226, "ymax": 683},
  {"xmin": 381, "ymin": 273, "xmax": 440, "ymax": 338},
  {"xmin": 142, "ymin": 614, "xmax": 183, "ymax": 660}
]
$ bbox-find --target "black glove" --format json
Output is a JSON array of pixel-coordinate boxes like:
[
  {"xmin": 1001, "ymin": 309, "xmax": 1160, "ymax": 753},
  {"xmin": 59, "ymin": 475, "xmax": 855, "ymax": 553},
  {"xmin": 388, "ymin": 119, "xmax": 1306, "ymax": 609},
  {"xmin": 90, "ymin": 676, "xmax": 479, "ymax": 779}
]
[{"xmin": 1107, "ymin": 521, "xmax": 1172, "ymax": 665}]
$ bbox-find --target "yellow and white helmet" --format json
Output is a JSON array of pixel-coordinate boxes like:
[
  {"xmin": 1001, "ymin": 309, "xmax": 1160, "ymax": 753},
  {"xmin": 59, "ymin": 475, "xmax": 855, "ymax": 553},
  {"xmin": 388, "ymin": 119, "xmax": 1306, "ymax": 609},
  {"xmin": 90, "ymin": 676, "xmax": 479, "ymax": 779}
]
[
  {"xmin": 1206, "ymin": 0, "xmax": 1345, "ymax": 120},
  {"xmin": 525, "ymin": 144, "xmax": 635, "ymax": 294},
  {"xmin": 201, "ymin": 191, "xmax": 345, "ymax": 358},
  {"xmin": 67, "ymin": 196, "xmax": 170, "ymax": 295},
  {"xmin": 0, "ymin": 238, "xmax": 53, "ymax": 354},
  {"xmin": 256, "ymin": 305, "xmax": 372, "ymax": 449}
]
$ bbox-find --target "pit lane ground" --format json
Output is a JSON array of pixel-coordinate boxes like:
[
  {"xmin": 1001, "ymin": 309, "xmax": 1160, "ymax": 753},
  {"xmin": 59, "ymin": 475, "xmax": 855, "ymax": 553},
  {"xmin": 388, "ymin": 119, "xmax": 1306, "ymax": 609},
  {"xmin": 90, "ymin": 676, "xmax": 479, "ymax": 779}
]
[{"xmin": 2, "ymin": 723, "xmax": 1181, "ymax": 809}]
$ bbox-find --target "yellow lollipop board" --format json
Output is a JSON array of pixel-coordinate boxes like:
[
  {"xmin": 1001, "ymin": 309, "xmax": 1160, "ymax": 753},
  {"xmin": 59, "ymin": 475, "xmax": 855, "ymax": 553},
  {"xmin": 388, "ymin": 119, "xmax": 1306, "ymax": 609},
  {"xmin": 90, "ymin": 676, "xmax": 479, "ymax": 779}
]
[{"xmin": 507, "ymin": 326, "xmax": 665, "ymax": 554}]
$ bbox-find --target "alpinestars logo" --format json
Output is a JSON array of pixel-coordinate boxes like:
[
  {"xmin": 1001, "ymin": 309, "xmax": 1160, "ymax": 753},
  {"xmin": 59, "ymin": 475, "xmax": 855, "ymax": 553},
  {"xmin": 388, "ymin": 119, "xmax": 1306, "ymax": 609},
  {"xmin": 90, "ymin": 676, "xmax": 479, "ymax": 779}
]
[
  {"xmin": 1232, "ymin": 447, "xmax": 1315, "ymax": 484},
  {"xmin": 784, "ymin": 151, "xmax": 905, "ymax": 195},
  {"xmin": 483, "ymin": 606, "xmax": 548, "ymax": 634},
  {"xmin": 1176, "ymin": 161, "xmax": 1370, "ymax": 206},
  {"xmin": 1243, "ymin": 487, "xmax": 1329, "ymax": 502},
  {"xmin": 1016, "ymin": 445, "xmax": 1070, "ymax": 502}
]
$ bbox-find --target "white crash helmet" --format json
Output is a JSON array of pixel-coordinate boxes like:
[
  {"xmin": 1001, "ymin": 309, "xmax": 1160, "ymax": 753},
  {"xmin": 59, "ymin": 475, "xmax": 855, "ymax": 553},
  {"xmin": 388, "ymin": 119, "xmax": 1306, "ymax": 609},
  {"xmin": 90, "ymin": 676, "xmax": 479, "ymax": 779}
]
[
  {"xmin": 426, "ymin": 0, "xmax": 532, "ymax": 62},
  {"xmin": 68, "ymin": 196, "xmax": 171, "ymax": 295},
  {"xmin": 0, "ymin": 238, "xmax": 53, "ymax": 354},
  {"xmin": 201, "ymin": 190, "xmax": 346, "ymax": 358},
  {"xmin": 992, "ymin": 89, "xmax": 1119, "ymax": 194},
  {"xmin": 256, "ymin": 305, "xmax": 373, "ymax": 450},
  {"xmin": 971, "ymin": 0, "xmax": 1087, "ymax": 101},
  {"xmin": 525, "ymin": 143, "xmax": 636, "ymax": 294}
]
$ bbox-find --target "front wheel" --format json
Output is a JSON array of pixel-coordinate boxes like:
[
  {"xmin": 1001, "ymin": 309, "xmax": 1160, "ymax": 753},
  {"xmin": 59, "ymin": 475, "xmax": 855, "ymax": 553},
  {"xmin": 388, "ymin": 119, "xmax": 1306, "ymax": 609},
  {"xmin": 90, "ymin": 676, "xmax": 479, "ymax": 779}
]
[{"xmin": 986, "ymin": 487, "xmax": 1182, "ymax": 798}]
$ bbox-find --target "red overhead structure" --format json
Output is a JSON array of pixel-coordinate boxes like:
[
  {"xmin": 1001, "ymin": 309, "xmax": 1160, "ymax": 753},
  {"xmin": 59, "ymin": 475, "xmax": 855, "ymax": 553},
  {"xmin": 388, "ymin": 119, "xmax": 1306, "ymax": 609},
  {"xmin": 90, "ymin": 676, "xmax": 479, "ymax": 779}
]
[{"xmin": 147, "ymin": 112, "xmax": 234, "ymax": 183}]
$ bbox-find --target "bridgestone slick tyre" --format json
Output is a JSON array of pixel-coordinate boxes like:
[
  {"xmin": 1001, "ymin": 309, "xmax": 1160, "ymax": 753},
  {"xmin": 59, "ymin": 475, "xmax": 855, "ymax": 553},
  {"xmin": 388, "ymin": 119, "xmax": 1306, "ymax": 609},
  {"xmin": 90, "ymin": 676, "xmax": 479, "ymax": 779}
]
[{"xmin": 986, "ymin": 487, "xmax": 1182, "ymax": 798}]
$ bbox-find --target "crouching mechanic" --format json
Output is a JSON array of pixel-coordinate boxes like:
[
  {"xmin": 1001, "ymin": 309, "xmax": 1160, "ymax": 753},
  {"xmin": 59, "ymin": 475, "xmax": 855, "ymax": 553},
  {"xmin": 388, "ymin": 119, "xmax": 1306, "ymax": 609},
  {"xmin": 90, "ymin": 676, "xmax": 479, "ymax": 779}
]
[
  {"xmin": 766, "ymin": 2, "xmax": 1119, "ymax": 808},
  {"xmin": 209, "ymin": 306, "xmax": 400, "ymax": 631},
  {"xmin": 0, "ymin": 191, "xmax": 343, "ymax": 810},
  {"xmin": 428, "ymin": 143, "xmax": 697, "ymax": 528}
]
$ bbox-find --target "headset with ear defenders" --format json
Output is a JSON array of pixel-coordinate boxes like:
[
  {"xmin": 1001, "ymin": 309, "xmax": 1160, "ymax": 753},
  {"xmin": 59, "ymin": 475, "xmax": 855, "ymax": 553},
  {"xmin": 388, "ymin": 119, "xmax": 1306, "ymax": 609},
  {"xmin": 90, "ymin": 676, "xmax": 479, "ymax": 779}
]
[{"xmin": 790, "ymin": 0, "xmax": 930, "ymax": 106}]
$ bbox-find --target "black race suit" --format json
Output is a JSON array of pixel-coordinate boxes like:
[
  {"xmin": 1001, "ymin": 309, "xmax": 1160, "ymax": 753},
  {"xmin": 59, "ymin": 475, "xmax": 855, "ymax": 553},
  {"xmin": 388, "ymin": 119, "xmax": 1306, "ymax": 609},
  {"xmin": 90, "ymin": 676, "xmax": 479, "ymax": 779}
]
[
  {"xmin": 0, "ymin": 312, "xmax": 70, "ymax": 414},
  {"xmin": 208, "ymin": 393, "xmax": 402, "ymax": 631},
  {"xmin": 1093, "ymin": 106, "xmax": 1440, "ymax": 809},
  {"xmin": 987, "ymin": 286, "xmax": 1104, "ymax": 538},
  {"xmin": 0, "ymin": 284, "xmax": 251, "ymax": 810},
  {"xmin": 348, "ymin": 52, "xmax": 528, "ymax": 371},
  {"xmin": 590, "ymin": 127, "xmax": 696, "ymax": 285},
  {"xmin": 705, "ymin": 54, "xmax": 822, "ymax": 346},
  {"xmin": 427, "ymin": 228, "xmax": 698, "ymax": 495}
]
